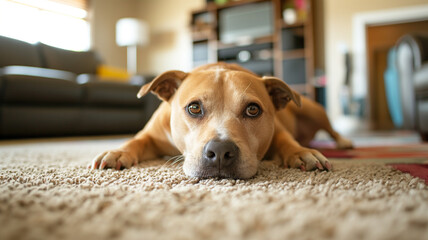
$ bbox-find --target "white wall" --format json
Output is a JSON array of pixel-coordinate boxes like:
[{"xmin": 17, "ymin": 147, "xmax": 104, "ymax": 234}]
[
  {"xmin": 90, "ymin": 0, "xmax": 204, "ymax": 75},
  {"xmin": 137, "ymin": 0, "xmax": 205, "ymax": 75},
  {"xmin": 90, "ymin": 0, "xmax": 138, "ymax": 69}
]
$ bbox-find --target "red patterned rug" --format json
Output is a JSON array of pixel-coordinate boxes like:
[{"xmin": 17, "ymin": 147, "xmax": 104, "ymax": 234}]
[{"xmin": 318, "ymin": 144, "xmax": 428, "ymax": 184}]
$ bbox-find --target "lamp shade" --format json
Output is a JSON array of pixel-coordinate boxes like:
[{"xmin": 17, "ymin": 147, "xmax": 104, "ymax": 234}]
[{"xmin": 116, "ymin": 18, "xmax": 149, "ymax": 47}]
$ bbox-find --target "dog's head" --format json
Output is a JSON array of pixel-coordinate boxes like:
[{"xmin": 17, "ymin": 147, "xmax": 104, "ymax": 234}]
[{"xmin": 138, "ymin": 65, "xmax": 300, "ymax": 179}]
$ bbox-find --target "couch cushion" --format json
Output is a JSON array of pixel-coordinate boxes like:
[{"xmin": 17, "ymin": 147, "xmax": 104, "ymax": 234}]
[
  {"xmin": 0, "ymin": 106, "xmax": 80, "ymax": 137},
  {"xmin": 76, "ymin": 108, "xmax": 146, "ymax": 135},
  {"xmin": 81, "ymin": 81, "xmax": 143, "ymax": 107},
  {"xmin": 38, "ymin": 43, "xmax": 99, "ymax": 75},
  {"xmin": 0, "ymin": 36, "xmax": 42, "ymax": 68},
  {"xmin": 1, "ymin": 66, "xmax": 81, "ymax": 104}
]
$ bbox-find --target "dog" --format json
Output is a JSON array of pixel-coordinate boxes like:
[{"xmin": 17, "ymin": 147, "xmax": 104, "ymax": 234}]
[{"xmin": 90, "ymin": 63, "xmax": 352, "ymax": 179}]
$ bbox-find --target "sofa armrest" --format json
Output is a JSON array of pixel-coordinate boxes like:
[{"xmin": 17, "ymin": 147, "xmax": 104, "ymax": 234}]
[
  {"xmin": 0, "ymin": 65, "xmax": 81, "ymax": 104},
  {"xmin": 76, "ymin": 73, "xmax": 98, "ymax": 84},
  {"xmin": 1, "ymin": 65, "xmax": 76, "ymax": 81},
  {"xmin": 76, "ymin": 73, "xmax": 154, "ymax": 86}
]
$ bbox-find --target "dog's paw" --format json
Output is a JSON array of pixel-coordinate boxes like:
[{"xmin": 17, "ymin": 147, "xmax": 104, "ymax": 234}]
[
  {"xmin": 285, "ymin": 148, "xmax": 332, "ymax": 171},
  {"xmin": 90, "ymin": 150, "xmax": 137, "ymax": 170},
  {"xmin": 336, "ymin": 136, "xmax": 353, "ymax": 149}
]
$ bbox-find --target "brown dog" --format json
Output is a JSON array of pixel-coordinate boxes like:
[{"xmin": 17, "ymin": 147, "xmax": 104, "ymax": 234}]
[{"xmin": 91, "ymin": 63, "xmax": 352, "ymax": 179}]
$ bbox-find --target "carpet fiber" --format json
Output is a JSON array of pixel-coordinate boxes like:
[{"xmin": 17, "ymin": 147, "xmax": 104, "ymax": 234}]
[{"xmin": 1, "ymin": 137, "xmax": 428, "ymax": 240}]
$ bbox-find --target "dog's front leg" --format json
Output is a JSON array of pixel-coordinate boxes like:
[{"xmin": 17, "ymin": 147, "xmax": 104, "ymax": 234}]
[
  {"xmin": 90, "ymin": 135, "xmax": 158, "ymax": 170},
  {"xmin": 90, "ymin": 101, "xmax": 180, "ymax": 170},
  {"xmin": 273, "ymin": 121, "xmax": 332, "ymax": 171}
]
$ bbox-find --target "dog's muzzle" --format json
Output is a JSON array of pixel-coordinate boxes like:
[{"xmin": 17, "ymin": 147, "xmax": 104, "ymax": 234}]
[{"xmin": 199, "ymin": 139, "xmax": 240, "ymax": 178}]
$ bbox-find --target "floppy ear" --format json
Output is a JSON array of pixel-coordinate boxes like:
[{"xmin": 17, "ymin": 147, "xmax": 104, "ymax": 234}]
[
  {"xmin": 137, "ymin": 70, "xmax": 188, "ymax": 101},
  {"xmin": 262, "ymin": 76, "xmax": 301, "ymax": 110}
]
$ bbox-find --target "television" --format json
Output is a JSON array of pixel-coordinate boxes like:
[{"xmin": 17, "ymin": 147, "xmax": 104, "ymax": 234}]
[{"xmin": 219, "ymin": 2, "xmax": 273, "ymax": 44}]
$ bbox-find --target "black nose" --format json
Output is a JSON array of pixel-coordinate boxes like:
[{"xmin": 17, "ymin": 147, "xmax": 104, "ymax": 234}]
[{"xmin": 203, "ymin": 139, "xmax": 239, "ymax": 169}]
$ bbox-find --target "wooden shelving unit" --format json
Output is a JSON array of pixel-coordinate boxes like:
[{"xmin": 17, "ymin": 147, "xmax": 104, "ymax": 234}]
[{"xmin": 191, "ymin": 0, "xmax": 315, "ymax": 99}]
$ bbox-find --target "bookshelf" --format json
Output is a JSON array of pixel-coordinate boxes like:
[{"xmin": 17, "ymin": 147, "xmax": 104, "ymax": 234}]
[{"xmin": 191, "ymin": 0, "xmax": 315, "ymax": 99}]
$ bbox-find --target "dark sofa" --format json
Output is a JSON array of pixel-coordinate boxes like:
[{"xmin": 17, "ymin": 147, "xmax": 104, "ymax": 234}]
[{"xmin": 0, "ymin": 35, "xmax": 160, "ymax": 138}]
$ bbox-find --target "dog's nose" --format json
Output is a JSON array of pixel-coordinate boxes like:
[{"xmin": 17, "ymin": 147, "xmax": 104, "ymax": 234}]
[{"xmin": 203, "ymin": 139, "xmax": 239, "ymax": 169}]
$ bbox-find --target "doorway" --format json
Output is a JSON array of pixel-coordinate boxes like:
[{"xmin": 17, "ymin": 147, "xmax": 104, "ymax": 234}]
[{"xmin": 366, "ymin": 20, "xmax": 428, "ymax": 130}]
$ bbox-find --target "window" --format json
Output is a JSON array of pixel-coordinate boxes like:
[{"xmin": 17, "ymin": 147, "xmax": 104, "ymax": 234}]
[{"xmin": 0, "ymin": 0, "xmax": 90, "ymax": 51}]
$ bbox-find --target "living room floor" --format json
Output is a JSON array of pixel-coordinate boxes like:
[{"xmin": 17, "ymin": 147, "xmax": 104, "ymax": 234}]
[
  {"xmin": 0, "ymin": 130, "xmax": 427, "ymax": 240},
  {"xmin": 1, "ymin": 129, "xmax": 425, "ymax": 179},
  {"xmin": 0, "ymin": 127, "xmax": 421, "ymax": 146}
]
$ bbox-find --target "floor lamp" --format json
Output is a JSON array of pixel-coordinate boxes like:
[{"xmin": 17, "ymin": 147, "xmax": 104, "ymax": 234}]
[{"xmin": 116, "ymin": 18, "xmax": 149, "ymax": 75}]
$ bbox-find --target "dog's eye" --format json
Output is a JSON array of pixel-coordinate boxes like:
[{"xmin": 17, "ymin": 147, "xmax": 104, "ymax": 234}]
[
  {"xmin": 245, "ymin": 103, "xmax": 261, "ymax": 118},
  {"xmin": 187, "ymin": 102, "xmax": 203, "ymax": 117}
]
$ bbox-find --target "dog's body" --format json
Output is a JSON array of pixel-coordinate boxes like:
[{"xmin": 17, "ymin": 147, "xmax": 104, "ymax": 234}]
[{"xmin": 91, "ymin": 63, "xmax": 352, "ymax": 179}]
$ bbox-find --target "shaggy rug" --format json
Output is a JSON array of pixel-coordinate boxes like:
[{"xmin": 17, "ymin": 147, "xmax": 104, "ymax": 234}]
[{"xmin": 1, "ymin": 137, "xmax": 428, "ymax": 240}]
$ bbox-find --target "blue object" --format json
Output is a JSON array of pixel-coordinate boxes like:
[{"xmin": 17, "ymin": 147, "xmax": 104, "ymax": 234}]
[{"xmin": 384, "ymin": 48, "xmax": 403, "ymax": 128}]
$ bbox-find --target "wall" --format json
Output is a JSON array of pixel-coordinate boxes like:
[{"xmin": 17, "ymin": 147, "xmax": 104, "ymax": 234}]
[
  {"xmin": 90, "ymin": 0, "xmax": 204, "ymax": 75},
  {"xmin": 137, "ymin": 0, "xmax": 204, "ymax": 75},
  {"xmin": 324, "ymin": 0, "xmax": 428, "ymax": 123},
  {"xmin": 90, "ymin": 0, "xmax": 139, "ymax": 69}
]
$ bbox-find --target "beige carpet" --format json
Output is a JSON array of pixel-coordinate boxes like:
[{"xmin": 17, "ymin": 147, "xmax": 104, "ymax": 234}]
[{"xmin": 0, "ymin": 137, "xmax": 428, "ymax": 240}]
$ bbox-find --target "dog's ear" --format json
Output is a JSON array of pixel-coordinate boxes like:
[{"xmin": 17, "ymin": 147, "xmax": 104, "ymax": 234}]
[
  {"xmin": 262, "ymin": 76, "xmax": 301, "ymax": 110},
  {"xmin": 137, "ymin": 70, "xmax": 188, "ymax": 101}
]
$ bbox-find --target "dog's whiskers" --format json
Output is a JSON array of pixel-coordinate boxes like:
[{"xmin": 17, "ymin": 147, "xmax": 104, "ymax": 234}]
[
  {"xmin": 161, "ymin": 155, "xmax": 178, "ymax": 168},
  {"xmin": 170, "ymin": 155, "xmax": 184, "ymax": 168},
  {"xmin": 171, "ymin": 158, "xmax": 184, "ymax": 168},
  {"xmin": 162, "ymin": 155, "xmax": 184, "ymax": 168}
]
